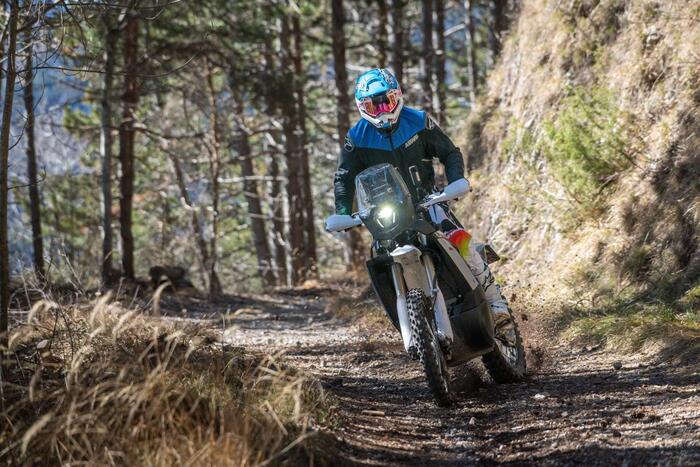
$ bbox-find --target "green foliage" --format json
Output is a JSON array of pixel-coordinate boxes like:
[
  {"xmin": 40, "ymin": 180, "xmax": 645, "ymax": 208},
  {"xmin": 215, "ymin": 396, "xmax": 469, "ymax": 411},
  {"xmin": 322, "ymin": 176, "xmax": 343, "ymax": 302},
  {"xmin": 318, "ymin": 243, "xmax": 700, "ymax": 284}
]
[
  {"xmin": 562, "ymin": 255, "xmax": 700, "ymax": 352},
  {"xmin": 541, "ymin": 86, "xmax": 630, "ymax": 206}
]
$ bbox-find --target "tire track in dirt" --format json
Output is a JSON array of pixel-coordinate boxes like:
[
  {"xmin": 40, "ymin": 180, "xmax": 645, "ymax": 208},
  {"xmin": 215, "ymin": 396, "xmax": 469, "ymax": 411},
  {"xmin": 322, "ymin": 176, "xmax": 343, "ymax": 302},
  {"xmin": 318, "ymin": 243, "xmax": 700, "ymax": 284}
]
[{"xmin": 222, "ymin": 290, "xmax": 700, "ymax": 466}]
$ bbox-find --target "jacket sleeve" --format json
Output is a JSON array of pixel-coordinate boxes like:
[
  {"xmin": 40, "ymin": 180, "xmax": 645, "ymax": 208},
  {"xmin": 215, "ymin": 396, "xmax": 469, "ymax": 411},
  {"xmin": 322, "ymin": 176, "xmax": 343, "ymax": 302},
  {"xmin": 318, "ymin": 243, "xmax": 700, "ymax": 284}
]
[
  {"xmin": 333, "ymin": 135, "xmax": 365, "ymax": 215},
  {"xmin": 423, "ymin": 115, "xmax": 465, "ymax": 184}
]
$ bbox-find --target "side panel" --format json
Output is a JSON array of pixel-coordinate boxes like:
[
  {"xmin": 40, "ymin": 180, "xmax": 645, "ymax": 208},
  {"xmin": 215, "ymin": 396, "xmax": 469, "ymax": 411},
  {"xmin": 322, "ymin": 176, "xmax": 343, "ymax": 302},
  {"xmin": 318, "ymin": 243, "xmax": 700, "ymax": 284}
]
[
  {"xmin": 429, "ymin": 233, "xmax": 495, "ymax": 365},
  {"xmin": 366, "ymin": 255, "xmax": 400, "ymax": 330}
]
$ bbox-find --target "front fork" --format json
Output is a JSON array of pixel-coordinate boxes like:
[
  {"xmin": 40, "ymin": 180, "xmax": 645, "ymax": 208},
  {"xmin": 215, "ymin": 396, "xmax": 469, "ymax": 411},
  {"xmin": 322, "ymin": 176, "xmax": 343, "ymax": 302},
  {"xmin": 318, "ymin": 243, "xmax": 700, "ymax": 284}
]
[{"xmin": 390, "ymin": 245, "xmax": 453, "ymax": 353}]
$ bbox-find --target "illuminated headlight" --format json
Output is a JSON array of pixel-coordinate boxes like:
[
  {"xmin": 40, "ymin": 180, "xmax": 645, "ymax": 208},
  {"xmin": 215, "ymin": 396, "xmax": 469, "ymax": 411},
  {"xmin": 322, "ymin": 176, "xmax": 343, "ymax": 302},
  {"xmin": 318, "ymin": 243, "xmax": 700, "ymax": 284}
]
[{"xmin": 376, "ymin": 205, "xmax": 396, "ymax": 228}]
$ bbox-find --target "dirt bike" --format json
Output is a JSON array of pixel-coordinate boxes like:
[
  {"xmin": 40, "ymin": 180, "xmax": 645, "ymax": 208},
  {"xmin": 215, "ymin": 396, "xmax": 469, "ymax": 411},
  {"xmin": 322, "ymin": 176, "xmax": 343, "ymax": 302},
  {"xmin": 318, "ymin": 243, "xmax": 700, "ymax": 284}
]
[{"xmin": 326, "ymin": 163, "xmax": 526, "ymax": 406}]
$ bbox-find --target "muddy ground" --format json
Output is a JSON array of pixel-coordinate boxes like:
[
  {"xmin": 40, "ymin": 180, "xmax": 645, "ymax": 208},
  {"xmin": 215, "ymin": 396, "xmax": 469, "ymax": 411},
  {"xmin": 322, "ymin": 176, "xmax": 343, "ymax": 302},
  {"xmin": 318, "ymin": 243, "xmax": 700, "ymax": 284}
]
[{"xmin": 165, "ymin": 288, "xmax": 700, "ymax": 466}]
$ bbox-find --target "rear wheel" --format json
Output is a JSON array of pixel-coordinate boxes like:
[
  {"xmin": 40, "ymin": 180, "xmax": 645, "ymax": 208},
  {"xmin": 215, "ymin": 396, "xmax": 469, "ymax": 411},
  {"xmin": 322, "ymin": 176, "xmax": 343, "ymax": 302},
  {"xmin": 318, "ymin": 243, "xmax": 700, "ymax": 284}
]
[
  {"xmin": 406, "ymin": 288, "xmax": 453, "ymax": 407},
  {"xmin": 482, "ymin": 307, "xmax": 526, "ymax": 383}
]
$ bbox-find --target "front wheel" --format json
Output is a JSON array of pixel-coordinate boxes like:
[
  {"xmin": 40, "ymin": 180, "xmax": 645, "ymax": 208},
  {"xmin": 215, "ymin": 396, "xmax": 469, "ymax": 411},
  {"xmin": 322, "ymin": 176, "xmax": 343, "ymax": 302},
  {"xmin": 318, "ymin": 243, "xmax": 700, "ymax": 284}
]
[
  {"xmin": 406, "ymin": 288, "xmax": 453, "ymax": 407},
  {"xmin": 482, "ymin": 307, "xmax": 527, "ymax": 383}
]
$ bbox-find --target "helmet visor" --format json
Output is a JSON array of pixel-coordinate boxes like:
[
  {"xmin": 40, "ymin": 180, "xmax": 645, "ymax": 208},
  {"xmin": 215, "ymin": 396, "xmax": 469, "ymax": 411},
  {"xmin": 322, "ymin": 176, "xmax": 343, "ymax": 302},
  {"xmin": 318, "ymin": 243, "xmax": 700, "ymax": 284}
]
[{"xmin": 358, "ymin": 89, "xmax": 401, "ymax": 118}]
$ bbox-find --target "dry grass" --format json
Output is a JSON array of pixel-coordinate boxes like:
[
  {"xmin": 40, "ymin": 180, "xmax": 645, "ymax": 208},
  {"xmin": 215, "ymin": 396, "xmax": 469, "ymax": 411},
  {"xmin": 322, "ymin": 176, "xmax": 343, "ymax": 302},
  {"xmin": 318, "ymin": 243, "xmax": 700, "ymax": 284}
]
[{"xmin": 0, "ymin": 292, "xmax": 334, "ymax": 466}]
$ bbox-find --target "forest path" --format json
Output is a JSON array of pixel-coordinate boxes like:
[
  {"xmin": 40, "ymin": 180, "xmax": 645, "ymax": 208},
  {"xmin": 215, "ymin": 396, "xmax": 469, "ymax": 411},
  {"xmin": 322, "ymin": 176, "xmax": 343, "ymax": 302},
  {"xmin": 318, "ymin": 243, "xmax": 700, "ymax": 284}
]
[{"xmin": 220, "ymin": 289, "xmax": 700, "ymax": 466}]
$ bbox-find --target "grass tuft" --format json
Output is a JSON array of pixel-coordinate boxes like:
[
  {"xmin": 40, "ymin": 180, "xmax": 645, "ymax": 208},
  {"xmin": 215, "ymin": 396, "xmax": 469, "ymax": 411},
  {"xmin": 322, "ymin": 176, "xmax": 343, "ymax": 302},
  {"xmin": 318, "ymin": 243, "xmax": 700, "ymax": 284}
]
[{"xmin": 1, "ymin": 291, "xmax": 333, "ymax": 466}]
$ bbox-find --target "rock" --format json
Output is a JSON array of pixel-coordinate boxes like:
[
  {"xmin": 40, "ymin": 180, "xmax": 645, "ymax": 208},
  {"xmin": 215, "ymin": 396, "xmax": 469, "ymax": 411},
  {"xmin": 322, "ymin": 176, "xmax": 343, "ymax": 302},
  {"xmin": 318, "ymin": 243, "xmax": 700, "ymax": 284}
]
[
  {"xmin": 36, "ymin": 339, "xmax": 49, "ymax": 350},
  {"xmin": 469, "ymin": 417, "xmax": 476, "ymax": 426},
  {"xmin": 533, "ymin": 393, "xmax": 547, "ymax": 401},
  {"xmin": 613, "ymin": 361, "xmax": 623, "ymax": 370},
  {"xmin": 561, "ymin": 411, "xmax": 569, "ymax": 417},
  {"xmin": 612, "ymin": 429, "xmax": 622, "ymax": 438}
]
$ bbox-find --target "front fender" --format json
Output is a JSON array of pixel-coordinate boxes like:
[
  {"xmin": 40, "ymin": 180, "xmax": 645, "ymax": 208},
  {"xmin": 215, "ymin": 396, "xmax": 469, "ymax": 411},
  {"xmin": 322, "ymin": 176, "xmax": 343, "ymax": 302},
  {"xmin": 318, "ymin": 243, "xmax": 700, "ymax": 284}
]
[{"xmin": 389, "ymin": 245, "xmax": 431, "ymax": 296}]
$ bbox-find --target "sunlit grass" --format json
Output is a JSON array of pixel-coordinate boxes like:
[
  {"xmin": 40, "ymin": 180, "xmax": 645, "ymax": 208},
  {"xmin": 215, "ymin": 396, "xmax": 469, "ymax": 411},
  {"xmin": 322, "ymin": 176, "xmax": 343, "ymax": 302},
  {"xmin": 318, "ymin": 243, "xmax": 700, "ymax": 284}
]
[
  {"xmin": 0, "ymin": 291, "xmax": 333, "ymax": 465},
  {"xmin": 563, "ymin": 282, "xmax": 700, "ymax": 353}
]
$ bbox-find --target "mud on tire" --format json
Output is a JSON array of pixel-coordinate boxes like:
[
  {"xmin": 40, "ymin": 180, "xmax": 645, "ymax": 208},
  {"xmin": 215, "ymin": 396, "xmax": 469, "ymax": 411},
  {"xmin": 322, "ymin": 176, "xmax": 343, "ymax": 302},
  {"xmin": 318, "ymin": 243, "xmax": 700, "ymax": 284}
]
[
  {"xmin": 406, "ymin": 288, "xmax": 453, "ymax": 407},
  {"xmin": 482, "ymin": 308, "xmax": 527, "ymax": 383}
]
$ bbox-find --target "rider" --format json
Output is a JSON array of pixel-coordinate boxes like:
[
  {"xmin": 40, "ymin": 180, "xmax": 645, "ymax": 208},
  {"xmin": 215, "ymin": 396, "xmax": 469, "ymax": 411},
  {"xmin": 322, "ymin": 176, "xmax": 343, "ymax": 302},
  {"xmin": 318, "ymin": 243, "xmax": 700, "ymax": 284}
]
[{"xmin": 332, "ymin": 68, "xmax": 513, "ymax": 335}]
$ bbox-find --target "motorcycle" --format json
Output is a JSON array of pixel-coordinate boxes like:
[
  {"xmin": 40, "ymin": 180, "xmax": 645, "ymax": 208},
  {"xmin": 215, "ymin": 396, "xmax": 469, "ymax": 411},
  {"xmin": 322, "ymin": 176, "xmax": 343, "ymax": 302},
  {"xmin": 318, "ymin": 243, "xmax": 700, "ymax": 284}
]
[{"xmin": 326, "ymin": 163, "xmax": 526, "ymax": 406}]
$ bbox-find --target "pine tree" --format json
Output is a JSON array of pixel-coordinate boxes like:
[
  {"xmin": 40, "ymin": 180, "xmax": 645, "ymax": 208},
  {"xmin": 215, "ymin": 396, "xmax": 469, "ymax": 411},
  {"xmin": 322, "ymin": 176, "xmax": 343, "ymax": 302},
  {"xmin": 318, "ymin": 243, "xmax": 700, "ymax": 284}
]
[{"xmin": 118, "ymin": 9, "xmax": 139, "ymax": 279}]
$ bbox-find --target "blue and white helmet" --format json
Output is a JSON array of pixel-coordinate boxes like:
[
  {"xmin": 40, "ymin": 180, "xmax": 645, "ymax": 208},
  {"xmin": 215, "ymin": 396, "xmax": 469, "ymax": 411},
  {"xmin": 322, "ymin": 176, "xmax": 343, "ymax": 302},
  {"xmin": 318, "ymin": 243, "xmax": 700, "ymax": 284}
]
[{"xmin": 354, "ymin": 68, "xmax": 404, "ymax": 129}]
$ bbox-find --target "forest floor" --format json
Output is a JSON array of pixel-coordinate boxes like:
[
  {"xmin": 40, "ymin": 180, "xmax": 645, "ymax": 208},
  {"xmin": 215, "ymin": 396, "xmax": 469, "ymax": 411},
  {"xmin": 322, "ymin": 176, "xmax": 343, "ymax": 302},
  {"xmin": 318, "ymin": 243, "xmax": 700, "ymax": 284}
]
[{"xmin": 161, "ymin": 285, "xmax": 700, "ymax": 466}]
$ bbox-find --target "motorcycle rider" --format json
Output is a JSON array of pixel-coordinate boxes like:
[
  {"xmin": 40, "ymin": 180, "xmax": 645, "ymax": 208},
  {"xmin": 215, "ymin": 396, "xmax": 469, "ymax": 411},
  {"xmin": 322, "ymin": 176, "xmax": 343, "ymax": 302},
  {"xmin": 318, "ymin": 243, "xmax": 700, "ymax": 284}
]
[{"xmin": 332, "ymin": 68, "xmax": 514, "ymax": 337}]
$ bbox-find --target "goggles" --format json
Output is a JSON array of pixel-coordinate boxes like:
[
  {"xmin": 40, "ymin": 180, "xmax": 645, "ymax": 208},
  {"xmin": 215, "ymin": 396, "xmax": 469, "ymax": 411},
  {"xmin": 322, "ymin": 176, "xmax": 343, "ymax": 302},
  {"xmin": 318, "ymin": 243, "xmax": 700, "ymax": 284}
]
[{"xmin": 358, "ymin": 89, "xmax": 401, "ymax": 117}]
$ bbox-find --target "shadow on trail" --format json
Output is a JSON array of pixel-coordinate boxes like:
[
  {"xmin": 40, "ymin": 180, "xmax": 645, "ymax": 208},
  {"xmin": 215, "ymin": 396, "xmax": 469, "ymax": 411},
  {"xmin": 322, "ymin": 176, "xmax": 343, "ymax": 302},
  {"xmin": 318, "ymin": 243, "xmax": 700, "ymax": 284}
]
[{"xmin": 293, "ymin": 338, "xmax": 699, "ymax": 465}]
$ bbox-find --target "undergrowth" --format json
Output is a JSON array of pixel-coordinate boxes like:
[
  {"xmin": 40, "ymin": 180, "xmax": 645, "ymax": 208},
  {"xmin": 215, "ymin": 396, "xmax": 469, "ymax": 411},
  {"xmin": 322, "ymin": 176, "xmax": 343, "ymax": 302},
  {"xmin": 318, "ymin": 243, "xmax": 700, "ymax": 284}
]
[
  {"xmin": 0, "ymin": 293, "xmax": 334, "ymax": 466},
  {"xmin": 541, "ymin": 86, "xmax": 631, "ymax": 208},
  {"xmin": 560, "ymin": 267, "xmax": 700, "ymax": 358}
]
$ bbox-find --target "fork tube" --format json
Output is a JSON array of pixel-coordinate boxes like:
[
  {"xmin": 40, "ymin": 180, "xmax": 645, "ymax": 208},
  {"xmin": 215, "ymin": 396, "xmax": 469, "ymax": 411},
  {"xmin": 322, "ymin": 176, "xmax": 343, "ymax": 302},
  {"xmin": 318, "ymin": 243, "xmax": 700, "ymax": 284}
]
[
  {"xmin": 391, "ymin": 262, "xmax": 413, "ymax": 352},
  {"xmin": 423, "ymin": 254, "xmax": 453, "ymax": 343}
]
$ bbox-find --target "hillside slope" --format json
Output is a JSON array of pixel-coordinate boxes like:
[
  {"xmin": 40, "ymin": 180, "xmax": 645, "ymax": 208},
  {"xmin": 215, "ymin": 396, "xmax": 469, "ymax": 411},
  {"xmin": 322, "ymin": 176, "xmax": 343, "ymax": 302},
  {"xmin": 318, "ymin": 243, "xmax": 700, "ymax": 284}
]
[{"xmin": 456, "ymin": 0, "xmax": 699, "ymax": 354}]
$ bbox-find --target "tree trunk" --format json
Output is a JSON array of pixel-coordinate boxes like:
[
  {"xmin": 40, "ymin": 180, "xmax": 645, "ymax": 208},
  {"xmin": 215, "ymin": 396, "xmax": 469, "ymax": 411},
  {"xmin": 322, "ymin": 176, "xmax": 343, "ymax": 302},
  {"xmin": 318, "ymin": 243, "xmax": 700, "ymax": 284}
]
[
  {"xmin": 421, "ymin": 0, "xmax": 434, "ymax": 113},
  {"xmin": 391, "ymin": 0, "xmax": 405, "ymax": 83},
  {"xmin": 332, "ymin": 0, "xmax": 365, "ymax": 272},
  {"xmin": 376, "ymin": 0, "xmax": 388, "ymax": 68},
  {"xmin": 235, "ymin": 122, "xmax": 276, "ymax": 287},
  {"xmin": 204, "ymin": 64, "xmax": 222, "ymax": 296},
  {"xmin": 23, "ymin": 38, "xmax": 44, "ymax": 279},
  {"xmin": 268, "ymin": 156, "xmax": 288, "ymax": 285},
  {"xmin": 489, "ymin": 0, "xmax": 508, "ymax": 58},
  {"xmin": 280, "ymin": 16, "xmax": 305, "ymax": 285},
  {"xmin": 118, "ymin": 11, "xmax": 139, "ymax": 279},
  {"xmin": 435, "ymin": 0, "xmax": 447, "ymax": 125},
  {"xmin": 263, "ymin": 35, "xmax": 288, "ymax": 286},
  {"xmin": 227, "ymin": 69, "xmax": 276, "ymax": 287},
  {"xmin": 101, "ymin": 23, "xmax": 117, "ymax": 284},
  {"xmin": 292, "ymin": 15, "xmax": 317, "ymax": 279},
  {"xmin": 465, "ymin": 0, "xmax": 478, "ymax": 109},
  {"xmin": 165, "ymin": 145, "xmax": 211, "ymax": 289},
  {"xmin": 1, "ymin": 0, "xmax": 19, "ymax": 364}
]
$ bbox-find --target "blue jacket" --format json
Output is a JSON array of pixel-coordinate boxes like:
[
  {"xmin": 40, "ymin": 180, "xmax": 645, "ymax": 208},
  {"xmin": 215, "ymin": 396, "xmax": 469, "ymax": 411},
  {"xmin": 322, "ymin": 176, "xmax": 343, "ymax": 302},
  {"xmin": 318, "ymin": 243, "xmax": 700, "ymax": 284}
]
[{"xmin": 334, "ymin": 107, "xmax": 465, "ymax": 215}]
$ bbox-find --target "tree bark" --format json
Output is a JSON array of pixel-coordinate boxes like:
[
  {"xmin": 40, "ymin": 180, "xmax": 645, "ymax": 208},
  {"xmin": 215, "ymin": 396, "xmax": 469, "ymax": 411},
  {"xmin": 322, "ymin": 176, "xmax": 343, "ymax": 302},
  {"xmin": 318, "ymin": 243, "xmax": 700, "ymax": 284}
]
[
  {"xmin": 204, "ymin": 64, "xmax": 223, "ymax": 296},
  {"xmin": 489, "ymin": 0, "xmax": 509, "ymax": 58},
  {"xmin": 465, "ymin": 0, "xmax": 478, "ymax": 109},
  {"xmin": 376, "ymin": 0, "xmax": 388, "ymax": 68},
  {"xmin": 435, "ymin": 0, "xmax": 447, "ymax": 125},
  {"xmin": 292, "ymin": 15, "xmax": 317, "ymax": 279},
  {"xmin": 280, "ymin": 16, "xmax": 305, "ymax": 285},
  {"xmin": 391, "ymin": 0, "xmax": 405, "ymax": 83},
  {"xmin": 101, "ymin": 23, "xmax": 117, "ymax": 284},
  {"xmin": 165, "ymin": 145, "xmax": 211, "ymax": 289},
  {"xmin": 118, "ymin": 11, "xmax": 139, "ymax": 279},
  {"xmin": 235, "ymin": 123, "xmax": 276, "ymax": 287},
  {"xmin": 332, "ymin": 0, "xmax": 365, "ymax": 272},
  {"xmin": 268, "ymin": 155, "xmax": 288, "ymax": 285},
  {"xmin": 1, "ymin": 0, "xmax": 19, "ymax": 364},
  {"xmin": 226, "ymin": 68, "xmax": 276, "ymax": 287},
  {"xmin": 23, "ymin": 38, "xmax": 44, "ymax": 279},
  {"xmin": 263, "ymin": 34, "xmax": 288, "ymax": 286},
  {"xmin": 421, "ymin": 0, "xmax": 434, "ymax": 113}
]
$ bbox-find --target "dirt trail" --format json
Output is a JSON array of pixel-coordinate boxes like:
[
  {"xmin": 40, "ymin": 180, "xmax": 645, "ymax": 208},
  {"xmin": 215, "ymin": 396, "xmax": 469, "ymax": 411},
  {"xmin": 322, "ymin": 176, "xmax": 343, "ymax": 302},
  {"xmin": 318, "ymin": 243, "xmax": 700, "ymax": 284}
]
[{"xmin": 220, "ymin": 290, "xmax": 700, "ymax": 466}]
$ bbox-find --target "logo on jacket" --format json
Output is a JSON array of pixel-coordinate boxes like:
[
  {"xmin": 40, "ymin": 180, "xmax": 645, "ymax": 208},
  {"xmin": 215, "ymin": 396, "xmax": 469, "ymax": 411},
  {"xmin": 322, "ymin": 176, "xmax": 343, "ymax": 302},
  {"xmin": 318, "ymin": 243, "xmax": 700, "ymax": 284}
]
[
  {"xmin": 405, "ymin": 134, "xmax": 418, "ymax": 148},
  {"xmin": 344, "ymin": 136, "xmax": 354, "ymax": 152}
]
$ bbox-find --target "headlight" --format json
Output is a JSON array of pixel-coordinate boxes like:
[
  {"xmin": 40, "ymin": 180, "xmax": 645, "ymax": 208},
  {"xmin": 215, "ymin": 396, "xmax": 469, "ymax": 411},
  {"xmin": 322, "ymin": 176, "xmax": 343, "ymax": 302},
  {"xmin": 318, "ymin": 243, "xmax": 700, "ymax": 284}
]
[{"xmin": 375, "ymin": 204, "xmax": 396, "ymax": 228}]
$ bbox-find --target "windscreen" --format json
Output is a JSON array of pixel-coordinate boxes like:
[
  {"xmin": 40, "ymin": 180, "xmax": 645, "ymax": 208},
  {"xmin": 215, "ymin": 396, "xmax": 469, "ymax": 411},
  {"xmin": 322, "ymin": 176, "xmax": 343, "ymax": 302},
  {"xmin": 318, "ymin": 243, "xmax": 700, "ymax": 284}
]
[{"xmin": 355, "ymin": 163, "xmax": 411, "ymax": 217}]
